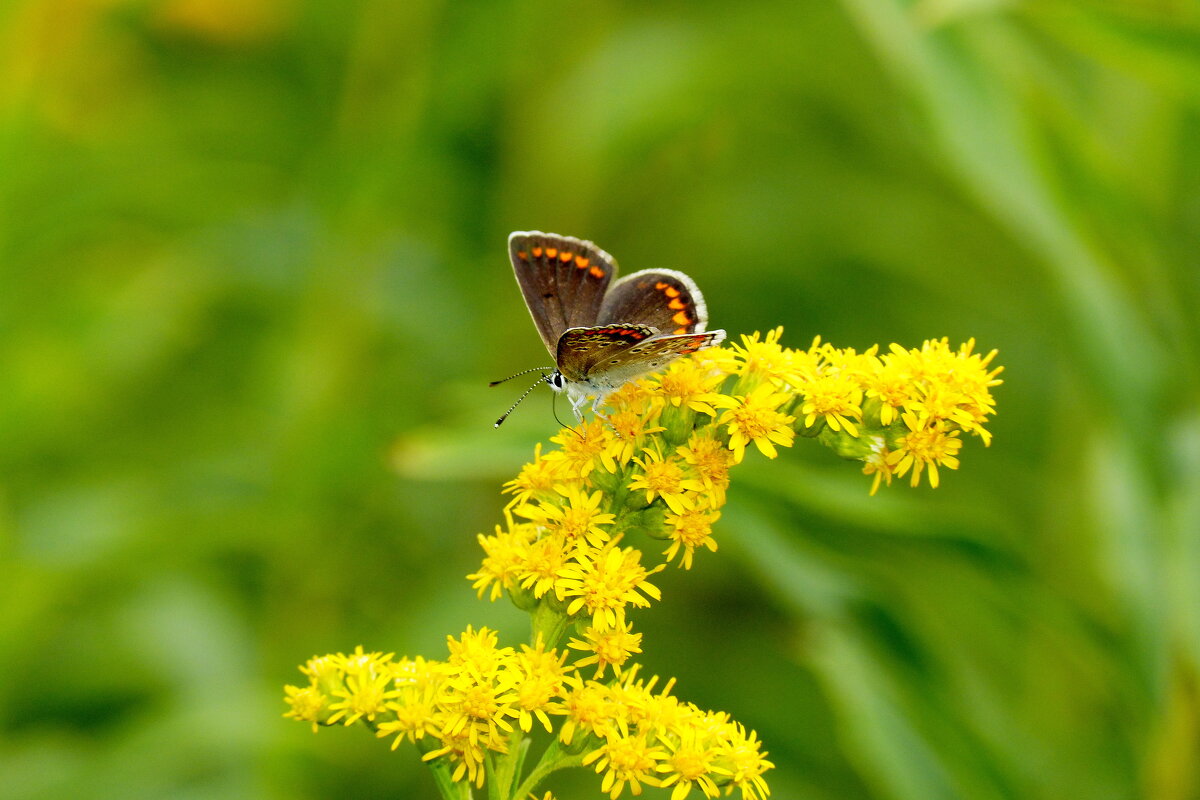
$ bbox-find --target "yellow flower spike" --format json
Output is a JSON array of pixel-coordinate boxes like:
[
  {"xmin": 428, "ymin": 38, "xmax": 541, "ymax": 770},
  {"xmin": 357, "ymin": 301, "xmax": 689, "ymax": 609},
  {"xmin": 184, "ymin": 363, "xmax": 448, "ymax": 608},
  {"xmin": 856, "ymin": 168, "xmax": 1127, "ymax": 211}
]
[
  {"xmin": 712, "ymin": 383, "xmax": 796, "ymax": 463},
  {"xmin": 285, "ymin": 331, "xmax": 1003, "ymax": 797},
  {"xmin": 629, "ymin": 445, "xmax": 707, "ymax": 514},
  {"xmin": 555, "ymin": 544, "xmax": 664, "ymax": 631},
  {"xmin": 568, "ymin": 621, "xmax": 644, "ymax": 679}
]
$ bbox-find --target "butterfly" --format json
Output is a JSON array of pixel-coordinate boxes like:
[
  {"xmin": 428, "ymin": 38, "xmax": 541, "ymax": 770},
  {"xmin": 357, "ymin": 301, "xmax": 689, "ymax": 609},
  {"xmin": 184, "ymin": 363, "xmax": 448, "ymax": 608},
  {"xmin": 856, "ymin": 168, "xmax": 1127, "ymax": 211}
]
[{"xmin": 493, "ymin": 231, "xmax": 726, "ymax": 426}]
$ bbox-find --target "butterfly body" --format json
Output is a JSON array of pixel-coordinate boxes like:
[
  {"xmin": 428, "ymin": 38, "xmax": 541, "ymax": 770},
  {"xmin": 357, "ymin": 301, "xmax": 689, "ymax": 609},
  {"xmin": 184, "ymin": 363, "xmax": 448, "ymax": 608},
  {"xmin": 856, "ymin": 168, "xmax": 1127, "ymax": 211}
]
[{"xmin": 507, "ymin": 232, "xmax": 726, "ymax": 421}]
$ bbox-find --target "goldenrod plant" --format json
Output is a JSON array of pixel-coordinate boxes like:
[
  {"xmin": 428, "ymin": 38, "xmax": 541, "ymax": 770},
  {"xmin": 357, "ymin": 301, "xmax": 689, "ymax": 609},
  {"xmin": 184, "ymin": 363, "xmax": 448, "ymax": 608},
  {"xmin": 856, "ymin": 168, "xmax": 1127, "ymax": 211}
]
[{"xmin": 284, "ymin": 329, "xmax": 1001, "ymax": 799}]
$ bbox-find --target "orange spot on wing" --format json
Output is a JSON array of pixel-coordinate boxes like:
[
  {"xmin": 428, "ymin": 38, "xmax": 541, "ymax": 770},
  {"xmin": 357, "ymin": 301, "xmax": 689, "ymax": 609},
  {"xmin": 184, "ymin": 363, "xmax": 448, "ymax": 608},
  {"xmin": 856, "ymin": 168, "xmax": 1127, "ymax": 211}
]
[
  {"xmin": 674, "ymin": 328, "xmax": 688, "ymax": 335},
  {"xmin": 545, "ymin": 247, "xmax": 558, "ymax": 259},
  {"xmin": 672, "ymin": 310, "xmax": 691, "ymax": 325},
  {"xmin": 664, "ymin": 286, "xmax": 681, "ymax": 298},
  {"xmin": 517, "ymin": 250, "xmax": 528, "ymax": 260},
  {"xmin": 559, "ymin": 250, "xmax": 574, "ymax": 262},
  {"xmin": 575, "ymin": 255, "xmax": 589, "ymax": 268},
  {"xmin": 532, "ymin": 247, "xmax": 543, "ymax": 258},
  {"xmin": 668, "ymin": 298, "xmax": 686, "ymax": 310},
  {"xmin": 589, "ymin": 265, "xmax": 605, "ymax": 279}
]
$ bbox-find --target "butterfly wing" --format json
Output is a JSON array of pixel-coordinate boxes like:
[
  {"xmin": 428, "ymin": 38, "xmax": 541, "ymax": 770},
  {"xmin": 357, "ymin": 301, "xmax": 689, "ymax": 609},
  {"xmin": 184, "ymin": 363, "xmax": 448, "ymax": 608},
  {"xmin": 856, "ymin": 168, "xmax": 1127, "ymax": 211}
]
[
  {"xmin": 554, "ymin": 325, "xmax": 657, "ymax": 382},
  {"xmin": 509, "ymin": 231, "xmax": 619, "ymax": 355},
  {"xmin": 598, "ymin": 268, "xmax": 709, "ymax": 335},
  {"xmin": 556, "ymin": 326, "xmax": 726, "ymax": 384}
]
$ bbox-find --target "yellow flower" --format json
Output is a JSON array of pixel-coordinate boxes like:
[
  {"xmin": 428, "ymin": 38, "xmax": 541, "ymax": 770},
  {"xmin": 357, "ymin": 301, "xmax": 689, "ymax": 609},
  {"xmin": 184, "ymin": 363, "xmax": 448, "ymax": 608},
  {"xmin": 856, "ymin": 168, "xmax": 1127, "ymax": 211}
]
[
  {"xmin": 556, "ymin": 545, "xmax": 664, "ymax": 631},
  {"xmin": 887, "ymin": 414, "xmax": 962, "ymax": 488},
  {"xmin": 517, "ymin": 533, "xmax": 574, "ymax": 599},
  {"xmin": 503, "ymin": 443, "xmax": 570, "ymax": 508},
  {"xmin": 515, "ymin": 487, "xmax": 616, "ymax": 548},
  {"xmin": 421, "ymin": 722, "xmax": 491, "ymax": 788},
  {"xmin": 861, "ymin": 351, "xmax": 916, "ymax": 426},
  {"xmin": 629, "ymin": 445, "xmax": 706, "ymax": 514},
  {"xmin": 326, "ymin": 659, "xmax": 399, "ymax": 727},
  {"xmin": 861, "ymin": 435, "xmax": 895, "ymax": 496},
  {"xmin": 444, "ymin": 626, "xmax": 511, "ymax": 676},
  {"xmin": 657, "ymin": 725, "xmax": 726, "ymax": 800},
  {"xmin": 283, "ymin": 684, "xmax": 327, "ymax": 733},
  {"xmin": 712, "ymin": 384, "xmax": 796, "ymax": 462},
  {"xmin": 728, "ymin": 327, "xmax": 790, "ymax": 390},
  {"xmin": 468, "ymin": 516, "xmax": 537, "ymax": 601},
  {"xmin": 559, "ymin": 681, "xmax": 618, "ymax": 745},
  {"xmin": 583, "ymin": 730, "xmax": 665, "ymax": 799},
  {"xmin": 544, "ymin": 421, "xmax": 615, "ymax": 478},
  {"xmin": 676, "ymin": 432, "xmax": 732, "ymax": 507},
  {"xmin": 568, "ymin": 621, "xmax": 644, "ymax": 678},
  {"xmin": 653, "ymin": 356, "xmax": 728, "ymax": 415},
  {"xmin": 714, "ymin": 723, "xmax": 774, "ymax": 800},
  {"xmin": 602, "ymin": 406, "xmax": 666, "ymax": 469},
  {"xmin": 663, "ymin": 507, "xmax": 720, "ymax": 569},
  {"xmin": 796, "ymin": 366, "xmax": 863, "ymax": 436},
  {"xmin": 378, "ymin": 657, "xmax": 445, "ymax": 748},
  {"xmin": 512, "ymin": 638, "xmax": 570, "ymax": 733}
]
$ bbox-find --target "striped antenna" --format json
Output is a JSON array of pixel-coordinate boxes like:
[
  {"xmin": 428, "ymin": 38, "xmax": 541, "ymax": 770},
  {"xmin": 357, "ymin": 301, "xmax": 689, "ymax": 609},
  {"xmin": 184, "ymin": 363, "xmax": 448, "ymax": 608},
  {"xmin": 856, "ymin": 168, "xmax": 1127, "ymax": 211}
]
[
  {"xmin": 493, "ymin": 372, "xmax": 553, "ymax": 427},
  {"xmin": 489, "ymin": 366, "xmax": 555, "ymax": 387}
]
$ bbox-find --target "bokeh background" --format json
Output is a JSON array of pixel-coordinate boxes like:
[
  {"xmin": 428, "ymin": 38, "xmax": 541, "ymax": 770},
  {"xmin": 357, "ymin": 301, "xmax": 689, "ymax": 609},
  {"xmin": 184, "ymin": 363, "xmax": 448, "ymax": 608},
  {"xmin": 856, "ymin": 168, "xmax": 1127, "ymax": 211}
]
[{"xmin": 2, "ymin": 0, "xmax": 1199, "ymax": 798}]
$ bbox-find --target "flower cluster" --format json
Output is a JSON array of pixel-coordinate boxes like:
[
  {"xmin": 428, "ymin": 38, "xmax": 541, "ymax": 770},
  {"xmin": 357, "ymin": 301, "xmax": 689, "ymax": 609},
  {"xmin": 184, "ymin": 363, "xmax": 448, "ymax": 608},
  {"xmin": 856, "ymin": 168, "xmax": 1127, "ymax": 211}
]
[
  {"xmin": 284, "ymin": 632, "xmax": 772, "ymax": 800},
  {"xmin": 285, "ymin": 329, "xmax": 1001, "ymax": 799},
  {"xmin": 473, "ymin": 331, "xmax": 1001, "ymax": 630}
]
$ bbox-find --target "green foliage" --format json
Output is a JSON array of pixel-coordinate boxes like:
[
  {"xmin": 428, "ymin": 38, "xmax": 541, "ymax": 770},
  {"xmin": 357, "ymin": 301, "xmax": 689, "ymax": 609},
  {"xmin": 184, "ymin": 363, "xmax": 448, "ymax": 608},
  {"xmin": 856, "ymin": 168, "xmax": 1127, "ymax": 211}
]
[{"xmin": 1, "ymin": 0, "xmax": 1197, "ymax": 798}]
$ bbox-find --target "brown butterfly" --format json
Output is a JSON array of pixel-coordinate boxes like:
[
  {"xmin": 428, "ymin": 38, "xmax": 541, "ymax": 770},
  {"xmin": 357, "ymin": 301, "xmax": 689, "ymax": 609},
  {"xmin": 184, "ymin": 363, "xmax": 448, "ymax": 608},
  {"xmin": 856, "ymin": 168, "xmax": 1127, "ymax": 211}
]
[{"xmin": 493, "ymin": 231, "xmax": 725, "ymax": 426}]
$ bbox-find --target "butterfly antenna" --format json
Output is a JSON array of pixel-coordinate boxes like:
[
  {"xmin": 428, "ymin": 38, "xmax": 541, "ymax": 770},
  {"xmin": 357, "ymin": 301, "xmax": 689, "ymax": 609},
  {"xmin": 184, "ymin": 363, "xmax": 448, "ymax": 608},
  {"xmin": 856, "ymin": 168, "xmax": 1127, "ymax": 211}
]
[
  {"xmin": 489, "ymin": 366, "xmax": 555, "ymax": 387},
  {"xmin": 494, "ymin": 374, "xmax": 550, "ymax": 428}
]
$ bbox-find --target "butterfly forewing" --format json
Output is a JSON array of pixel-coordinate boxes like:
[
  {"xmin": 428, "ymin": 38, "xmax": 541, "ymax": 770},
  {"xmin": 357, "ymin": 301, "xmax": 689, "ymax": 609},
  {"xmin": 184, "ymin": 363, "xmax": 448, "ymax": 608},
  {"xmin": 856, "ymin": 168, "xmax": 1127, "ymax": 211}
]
[
  {"xmin": 509, "ymin": 232, "xmax": 618, "ymax": 355},
  {"xmin": 598, "ymin": 268, "xmax": 709, "ymax": 335}
]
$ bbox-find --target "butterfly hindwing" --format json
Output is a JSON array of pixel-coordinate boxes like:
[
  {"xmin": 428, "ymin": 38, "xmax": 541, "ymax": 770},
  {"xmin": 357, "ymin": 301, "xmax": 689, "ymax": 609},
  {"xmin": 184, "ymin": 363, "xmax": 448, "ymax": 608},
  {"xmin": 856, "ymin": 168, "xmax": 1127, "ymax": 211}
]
[
  {"xmin": 556, "ymin": 326, "xmax": 726, "ymax": 384},
  {"xmin": 554, "ymin": 324, "xmax": 656, "ymax": 382},
  {"xmin": 509, "ymin": 232, "xmax": 619, "ymax": 355},
  {"xmin": 598, "ymin": 268, "xmax": 708, "ymax": 335}
]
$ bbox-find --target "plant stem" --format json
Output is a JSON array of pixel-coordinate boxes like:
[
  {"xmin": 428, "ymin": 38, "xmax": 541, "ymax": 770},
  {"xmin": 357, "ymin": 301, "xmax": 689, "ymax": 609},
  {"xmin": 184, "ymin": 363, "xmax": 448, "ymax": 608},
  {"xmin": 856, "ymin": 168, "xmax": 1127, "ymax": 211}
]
[{"xmin": 510, "ymin": 738, "xmax": 587, "ymax": 800}]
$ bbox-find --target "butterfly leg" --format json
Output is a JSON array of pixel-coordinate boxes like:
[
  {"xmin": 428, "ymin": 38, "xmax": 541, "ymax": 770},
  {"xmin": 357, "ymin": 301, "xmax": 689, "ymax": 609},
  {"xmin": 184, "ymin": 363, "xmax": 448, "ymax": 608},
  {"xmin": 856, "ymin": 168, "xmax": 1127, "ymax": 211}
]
[{"xmin": 589, "ymin": 392, "xmax": 622, "ymax": 437}]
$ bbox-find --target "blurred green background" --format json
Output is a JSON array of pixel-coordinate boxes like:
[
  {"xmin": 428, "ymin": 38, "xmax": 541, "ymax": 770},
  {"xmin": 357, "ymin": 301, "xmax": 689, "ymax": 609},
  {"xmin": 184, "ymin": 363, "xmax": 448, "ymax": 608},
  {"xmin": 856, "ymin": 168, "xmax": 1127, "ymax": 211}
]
[{"xmin": 2, "ymin": 0, "xmax": 1198, "ymax": 798}]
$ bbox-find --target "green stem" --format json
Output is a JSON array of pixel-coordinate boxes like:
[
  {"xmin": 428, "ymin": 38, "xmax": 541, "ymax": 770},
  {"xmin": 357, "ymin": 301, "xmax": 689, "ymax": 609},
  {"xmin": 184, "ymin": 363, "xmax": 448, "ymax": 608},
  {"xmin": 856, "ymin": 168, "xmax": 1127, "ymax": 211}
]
[
  {"xmin": 488, "ymin": 727, "xmax": 527, "ymax": 800},
  {"xmin": 530, "ymin": 603, "xmax": 570, "ymax": 649},
  {"xmin": 427, "ymin": 757, "xmax": 472, "ymax": 800},
  {"xmin": 510, "ymin": 738, "xmax": 587, "ymax": 800}
]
